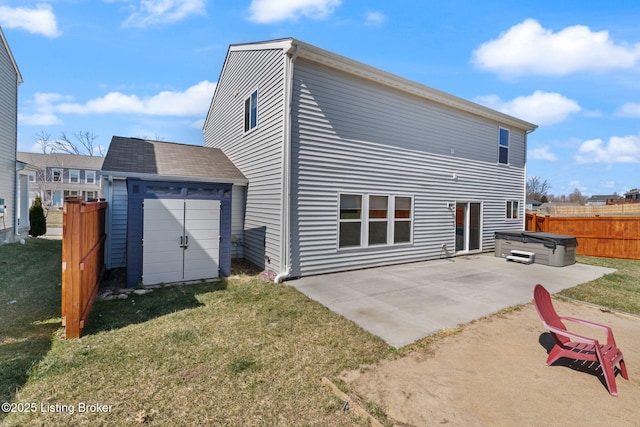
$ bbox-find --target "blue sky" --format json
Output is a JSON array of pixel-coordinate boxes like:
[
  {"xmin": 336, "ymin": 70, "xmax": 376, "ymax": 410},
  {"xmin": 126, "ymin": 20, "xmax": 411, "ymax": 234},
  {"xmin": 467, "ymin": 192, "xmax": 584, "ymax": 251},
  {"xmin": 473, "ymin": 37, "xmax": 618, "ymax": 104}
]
[{"xmin": 2, "ymin": 0, "xmax": 639, "ymax": 197}]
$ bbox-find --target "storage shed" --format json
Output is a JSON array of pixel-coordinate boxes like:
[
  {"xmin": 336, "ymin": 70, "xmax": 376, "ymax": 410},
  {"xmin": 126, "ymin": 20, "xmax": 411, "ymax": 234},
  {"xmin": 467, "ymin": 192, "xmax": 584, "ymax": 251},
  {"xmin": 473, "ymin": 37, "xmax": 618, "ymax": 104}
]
[{"xmin": 101, "ymin": 137, "xmax": 247, "ymax": 287}]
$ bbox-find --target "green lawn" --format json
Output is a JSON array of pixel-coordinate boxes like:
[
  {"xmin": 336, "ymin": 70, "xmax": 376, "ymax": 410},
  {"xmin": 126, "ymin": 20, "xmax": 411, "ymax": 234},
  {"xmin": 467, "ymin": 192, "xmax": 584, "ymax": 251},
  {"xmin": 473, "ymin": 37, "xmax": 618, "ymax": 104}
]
[{"xmin": 1, "ymin": 240, "xmax": 639, "ymax": 426}]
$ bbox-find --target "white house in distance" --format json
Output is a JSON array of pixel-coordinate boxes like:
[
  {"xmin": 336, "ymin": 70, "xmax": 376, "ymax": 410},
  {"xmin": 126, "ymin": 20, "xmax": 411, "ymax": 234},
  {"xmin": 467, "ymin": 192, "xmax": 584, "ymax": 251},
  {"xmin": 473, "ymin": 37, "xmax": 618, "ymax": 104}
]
[
  {"xmin": 0, "ymin": 26, "xmax": 24, "ymax": 244},
  {"xmin": 203, "ymin": 38, "xmax": 537, "ymax": 281}
]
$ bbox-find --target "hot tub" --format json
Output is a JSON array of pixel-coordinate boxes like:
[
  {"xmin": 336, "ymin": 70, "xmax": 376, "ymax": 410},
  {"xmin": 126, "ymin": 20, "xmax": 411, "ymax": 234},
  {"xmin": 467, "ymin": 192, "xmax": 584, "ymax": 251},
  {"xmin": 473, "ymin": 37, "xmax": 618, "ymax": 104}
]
[{"xmin": 494, "ymin": 230, "xmax": 577, "ymax": 267}]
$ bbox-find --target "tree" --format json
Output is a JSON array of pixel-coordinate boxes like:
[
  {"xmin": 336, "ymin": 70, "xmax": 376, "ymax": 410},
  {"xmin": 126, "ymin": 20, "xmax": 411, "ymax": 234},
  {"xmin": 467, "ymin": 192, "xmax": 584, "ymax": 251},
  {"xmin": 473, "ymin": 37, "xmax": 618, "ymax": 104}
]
[
  {"xmin": 37, "ymin": 130, "xmax": 104, "ymax": 156},
  {"xmin": 29, "ymin": 196, "xmax": 47, "ymax": 237},
  {"xmin": 527, "ymin": 176, "xmax": 552, "ymax": 201},
  {"xmin": 568, "ymin": 188, "xmax": 586, "ymax": 205}
]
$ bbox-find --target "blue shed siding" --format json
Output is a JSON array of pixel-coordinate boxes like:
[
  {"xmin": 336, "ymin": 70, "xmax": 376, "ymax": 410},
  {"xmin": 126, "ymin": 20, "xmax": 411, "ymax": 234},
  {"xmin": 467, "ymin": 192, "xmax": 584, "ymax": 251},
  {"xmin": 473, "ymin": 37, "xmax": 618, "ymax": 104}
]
[{"xmin": 125, "ymin": 180, "xmax": 233, "ymax": 287}]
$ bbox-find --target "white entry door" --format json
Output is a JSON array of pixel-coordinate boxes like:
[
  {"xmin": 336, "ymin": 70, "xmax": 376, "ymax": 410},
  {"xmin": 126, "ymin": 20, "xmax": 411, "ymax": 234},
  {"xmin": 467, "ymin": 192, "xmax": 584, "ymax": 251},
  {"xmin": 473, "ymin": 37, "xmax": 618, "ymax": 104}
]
[{"xmin": 142, "ymin": 198, "xmax": 220, "ymax": 285}]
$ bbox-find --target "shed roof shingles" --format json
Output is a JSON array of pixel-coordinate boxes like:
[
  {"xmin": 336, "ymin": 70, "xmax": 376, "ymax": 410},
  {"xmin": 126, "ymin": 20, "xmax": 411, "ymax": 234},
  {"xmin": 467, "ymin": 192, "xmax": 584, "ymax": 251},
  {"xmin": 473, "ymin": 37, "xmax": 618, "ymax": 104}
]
[{"xmin": 102, "ymin": 136, "xmax": 247, "ymax": 183}]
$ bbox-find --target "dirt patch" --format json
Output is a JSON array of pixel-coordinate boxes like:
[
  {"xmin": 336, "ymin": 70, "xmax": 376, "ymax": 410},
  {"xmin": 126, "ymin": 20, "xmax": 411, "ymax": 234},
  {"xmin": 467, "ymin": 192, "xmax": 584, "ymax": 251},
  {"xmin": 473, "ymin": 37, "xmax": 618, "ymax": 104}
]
[{"xmin": 343, "ymin": 300, "xmax": 640, "ymax": 426}]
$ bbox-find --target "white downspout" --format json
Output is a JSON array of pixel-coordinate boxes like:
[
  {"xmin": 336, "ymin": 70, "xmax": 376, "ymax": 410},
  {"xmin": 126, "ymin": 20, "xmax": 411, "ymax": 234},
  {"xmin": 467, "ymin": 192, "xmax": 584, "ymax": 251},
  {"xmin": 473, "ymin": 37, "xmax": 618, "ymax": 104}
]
[{"xmin": 275, "ymin": 42, "xmax": 299, "ymax": 284}]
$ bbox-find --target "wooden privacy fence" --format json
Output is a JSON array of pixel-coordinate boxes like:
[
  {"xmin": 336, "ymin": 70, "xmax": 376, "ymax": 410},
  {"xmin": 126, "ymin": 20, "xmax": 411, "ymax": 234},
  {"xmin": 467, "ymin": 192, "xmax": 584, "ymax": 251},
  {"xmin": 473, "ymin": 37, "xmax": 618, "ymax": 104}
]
[
  {"xmin": 526, "ymin": 213, "xmax": 640, "ymax": 260},
  {"xmin": 62, "ymin": 197, "xmax": 108, "ymax": 339}
]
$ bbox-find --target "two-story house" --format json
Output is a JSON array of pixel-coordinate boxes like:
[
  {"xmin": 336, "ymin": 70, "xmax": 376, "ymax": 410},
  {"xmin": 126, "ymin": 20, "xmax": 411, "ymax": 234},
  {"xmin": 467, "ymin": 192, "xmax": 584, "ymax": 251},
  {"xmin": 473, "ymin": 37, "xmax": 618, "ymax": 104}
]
[
  {"xmin": 0, "ymin": 26, "xmax": 23, "ymax": 244},
  {"xmin": 203, "ymin": 38, "xmax": 537, "ymax": 281},
  {"xmin": 101, "ymin": 38, "xmax": 537, "ymax": 286},
  {"xmin": 16, "ymin": 152, "xmax": 104, "ymax": 210}
]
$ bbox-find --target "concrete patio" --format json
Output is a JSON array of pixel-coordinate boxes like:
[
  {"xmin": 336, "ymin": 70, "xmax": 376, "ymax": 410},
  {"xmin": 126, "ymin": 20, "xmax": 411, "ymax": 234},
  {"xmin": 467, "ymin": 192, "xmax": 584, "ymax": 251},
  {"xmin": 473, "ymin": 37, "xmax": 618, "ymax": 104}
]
[{"xmin": 290, "ymin": 254, "xmax": 616, "ymax": 347}]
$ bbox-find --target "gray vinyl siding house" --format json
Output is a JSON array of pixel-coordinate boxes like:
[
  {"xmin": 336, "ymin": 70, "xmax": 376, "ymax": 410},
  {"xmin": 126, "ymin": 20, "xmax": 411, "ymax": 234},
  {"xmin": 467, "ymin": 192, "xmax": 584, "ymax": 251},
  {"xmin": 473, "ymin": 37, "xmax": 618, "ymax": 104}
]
[
  {"xmin": 206, "ymin": 38, "xmax": 537, "ymax": 279},
  {"xmin": 0, "ymin": 27, "xmax": 23, "ymax": 244}
]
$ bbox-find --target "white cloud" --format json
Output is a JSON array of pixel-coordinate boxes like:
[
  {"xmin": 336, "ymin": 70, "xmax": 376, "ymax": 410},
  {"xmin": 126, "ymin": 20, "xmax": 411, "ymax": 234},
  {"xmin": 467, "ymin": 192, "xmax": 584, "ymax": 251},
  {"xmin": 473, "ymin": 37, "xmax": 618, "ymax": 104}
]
[
  {"xmin": 472, "ymin": 19, "xmax": 640, "ymax": 78},
  {"xmin": 122, "ymin": 0, "xmax": 207, "ymax": 28},
  {"xmin": 18, "ymin": 112, "xmax": 61, "ymax": 126},
  {"xmin": 616, "ymin": 102, "xmax": 640, "ymax": 117},
  {"xmin": 475, "ymin": 90, "xmax": 581, "ymax": 125},
  {"xmin": 575, "ymin": 135, "xmax": 640, "ymax": 163},
  {"xmin": 247, "ymin": 0, "xmax": 341, "ymax": 24},
  {"xmin": 364, "ymin": 11, "xmax": 385, "ymax": 26},
  {"xmin": 529, "ymin": 146, "xmax": 557, "ymax": 162},
  {"xmin": 22, "ymin": 81, "xmax": 216, "ymax": 122},
  {"xmin": 0, "ymin": 4, "xmax": 61, "ymax": 37}
]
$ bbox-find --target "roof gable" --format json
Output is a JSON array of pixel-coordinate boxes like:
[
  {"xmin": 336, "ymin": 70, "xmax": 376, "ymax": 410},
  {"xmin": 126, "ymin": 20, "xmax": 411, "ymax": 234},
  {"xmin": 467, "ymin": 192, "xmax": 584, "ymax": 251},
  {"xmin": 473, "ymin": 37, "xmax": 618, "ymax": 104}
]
[
  {"xmin": 102, "ymin": 137, "xmax": 247, "ymax": 184},
  {"xmin": 0, "ymin": 26, "xmax": 23, "ymax": 85},
  {"xmin": 212, "ymin": 38, "xmax": 537, "ymax": 132}
]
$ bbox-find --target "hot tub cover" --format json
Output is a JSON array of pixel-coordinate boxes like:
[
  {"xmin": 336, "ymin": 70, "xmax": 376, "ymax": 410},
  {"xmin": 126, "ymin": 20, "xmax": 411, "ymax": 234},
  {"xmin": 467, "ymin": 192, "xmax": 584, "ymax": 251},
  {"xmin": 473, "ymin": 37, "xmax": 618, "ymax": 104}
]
[{"xmin": 494, "ymin": 230, "xmax": 578, "ymax": 251}]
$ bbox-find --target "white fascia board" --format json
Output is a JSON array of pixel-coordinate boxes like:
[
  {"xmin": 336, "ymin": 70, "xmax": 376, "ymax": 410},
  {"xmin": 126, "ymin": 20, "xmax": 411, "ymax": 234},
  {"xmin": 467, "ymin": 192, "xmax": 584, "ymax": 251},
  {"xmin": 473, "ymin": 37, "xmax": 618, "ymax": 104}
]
[
  {"xmin": 291, "ymin": 39, "xmax": 537, "ymax": 132},
  {"xmin": 101, "ymin": 171, "xmax": 248, "ymax": 186},
  {"xmin": 0, "ymin": 27, "xmax": 23, "ymax": 85}
]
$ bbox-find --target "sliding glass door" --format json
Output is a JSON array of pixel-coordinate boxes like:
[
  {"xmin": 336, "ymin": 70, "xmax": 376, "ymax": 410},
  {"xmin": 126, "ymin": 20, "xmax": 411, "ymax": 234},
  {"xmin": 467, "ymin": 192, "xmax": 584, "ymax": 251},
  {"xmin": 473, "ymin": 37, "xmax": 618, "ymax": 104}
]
[{"xmin": 455, "ymin": 202, "xmax": 482, "ymax": 253}]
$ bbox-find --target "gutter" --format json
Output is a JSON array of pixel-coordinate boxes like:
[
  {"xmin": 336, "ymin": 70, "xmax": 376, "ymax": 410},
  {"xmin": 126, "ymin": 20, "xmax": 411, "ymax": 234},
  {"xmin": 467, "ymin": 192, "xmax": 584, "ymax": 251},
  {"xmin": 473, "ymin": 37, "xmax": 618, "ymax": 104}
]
[{"xmin": 274, "ymin": 42, "xmax": 299, "ymax": 283}]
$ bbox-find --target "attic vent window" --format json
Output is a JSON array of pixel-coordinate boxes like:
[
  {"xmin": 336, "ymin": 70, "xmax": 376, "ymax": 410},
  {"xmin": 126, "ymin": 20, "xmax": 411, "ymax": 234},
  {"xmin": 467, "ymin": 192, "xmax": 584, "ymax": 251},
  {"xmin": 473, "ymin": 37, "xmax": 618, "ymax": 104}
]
[{"xmin": 244, "ymin": 89, "xmax": 258, "ymax": 132}]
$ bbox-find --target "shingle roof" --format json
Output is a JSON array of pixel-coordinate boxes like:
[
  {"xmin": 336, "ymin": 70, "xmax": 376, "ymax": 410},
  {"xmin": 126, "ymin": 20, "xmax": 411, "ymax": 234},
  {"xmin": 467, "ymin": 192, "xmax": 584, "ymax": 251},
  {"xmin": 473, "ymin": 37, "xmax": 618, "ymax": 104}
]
[
  {"xmin": 102, "ymin": 136, "xmax": 247, "ymax": 184},
  {"xmin": 16, "ymin": 152, "xmax": 104, "ymax": 169}
]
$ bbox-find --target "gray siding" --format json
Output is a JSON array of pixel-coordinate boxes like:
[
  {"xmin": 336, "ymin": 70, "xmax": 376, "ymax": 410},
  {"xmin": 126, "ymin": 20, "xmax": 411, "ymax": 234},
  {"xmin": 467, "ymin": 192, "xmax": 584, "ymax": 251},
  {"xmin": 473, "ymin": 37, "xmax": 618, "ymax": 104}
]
[
  {"xmin": 290, "ymin": 59, "xmax": 526, "ymax": 276},
  {"xmin": 105, "ymin": 178, "xmax": 128, "ymax": 268},
  {"xmin": 204, "ymin": 48, "xmax": 286, "ymax": 271},
  {"xmin": 231, "ymin": 184, "xmax": 246, "ymax": 259},
  {"xmin": 0, "ymin": 35, "xmax": 17, "ymax": 241}
]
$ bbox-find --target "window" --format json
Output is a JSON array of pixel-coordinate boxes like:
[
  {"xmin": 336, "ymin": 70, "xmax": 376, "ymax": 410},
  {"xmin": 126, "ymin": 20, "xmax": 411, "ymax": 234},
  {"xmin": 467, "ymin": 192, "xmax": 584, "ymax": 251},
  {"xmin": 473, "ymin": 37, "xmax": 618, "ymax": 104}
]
[
  {"xmin": 506, "ymin": 200, "xmax": 519, "ymax": 219},
  {"xmin": 338, "ymin": 193, "xmax": 413, "ymax": 248},
  {"xmin": 394, "ymin": 197, "xmax": 413, "ymax": 244},
  {"xmin": 244, "ymin": 89, "xmax": 258, "ymax": 132},
  {"xmin": 29, "ymin": 171, "xmax": 36, "ymax": 182},
  {"xmin": 52, "ymin": 168, "xmax": 63, "ymax": 182},
  {"xmin": 368, "ymin": 196, "xmax": 388, "ymax": 245},
  {"xmin": 69, "ymin": 169, "xmax": 80, "ymax": 183},
  {"xmin": 498, "ymin": 127, "xmax": 509, "ymax": 164},
  {"xmin": 339, "ymin": 194, "xmax": 362, "ymax": 248},
  {"xmin": 85, "ymin": 170, "xmax": 96, "ymax": 184}
]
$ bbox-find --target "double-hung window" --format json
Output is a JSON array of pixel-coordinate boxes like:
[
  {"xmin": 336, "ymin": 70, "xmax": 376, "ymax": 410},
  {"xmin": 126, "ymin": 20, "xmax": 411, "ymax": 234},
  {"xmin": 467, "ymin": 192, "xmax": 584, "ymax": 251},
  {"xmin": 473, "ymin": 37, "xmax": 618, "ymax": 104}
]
[
  {"xmin": 498, "ymin": 127, "xmax": 509, "ymax": 164},
  {"xmin": 85, "ymin": 170, "xmax": 96, "ymax": 184},
  {"xmin": 506, "ymin": 200, "xmax": 519, "ymax": 219},
  {"xmin": 52, "ymin": 168, "xmax": 63, "ymax": 182},
  {"xmin": 69, "ymin": 169, "xmax": 80, "ymax": 183},
  {"xmin": 339, "ymin": 193, "xmax": 413, "ymax": 248},
  {"xmin": 244, "ymin": 89, "xmax": 258, "ymax": 132}
]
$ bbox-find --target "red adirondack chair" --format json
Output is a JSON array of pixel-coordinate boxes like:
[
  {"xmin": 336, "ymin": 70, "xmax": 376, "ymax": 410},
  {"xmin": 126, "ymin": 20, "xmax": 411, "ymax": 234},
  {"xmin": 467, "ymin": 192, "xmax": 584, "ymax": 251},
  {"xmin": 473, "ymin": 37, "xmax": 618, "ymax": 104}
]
[{"xmin": 533, "ymin": 284, "xmax": 629, "ymax": 396}]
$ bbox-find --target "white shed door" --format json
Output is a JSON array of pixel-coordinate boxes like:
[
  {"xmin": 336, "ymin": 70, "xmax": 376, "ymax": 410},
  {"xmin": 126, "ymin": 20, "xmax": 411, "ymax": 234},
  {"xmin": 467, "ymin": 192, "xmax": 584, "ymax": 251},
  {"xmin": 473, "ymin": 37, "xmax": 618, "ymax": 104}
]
[
  {"xmin": 142, "ymin": 198, "xmax": 220, "ymax": 285},
  {"xmin": 183, "ymin": 199, "xmax": 220, "ymax": 282}
]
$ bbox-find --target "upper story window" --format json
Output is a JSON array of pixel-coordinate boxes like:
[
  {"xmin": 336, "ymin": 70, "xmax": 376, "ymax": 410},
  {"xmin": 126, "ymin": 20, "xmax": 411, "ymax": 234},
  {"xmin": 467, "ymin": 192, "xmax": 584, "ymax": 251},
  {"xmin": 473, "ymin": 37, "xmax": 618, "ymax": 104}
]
[
  {"xmin": 69, "ymin": 169, "xmax": 80, "ymax": 183},
  {"xmin": 85, "ymin": 170, "xmax": 96, "ymax": 184},
  {"xmin": 29, "ymin": 171, "xmax": 36, "ymax": 182},
  {"xmin": 498, "ymin": 127, "xmax": 509, "ymax": 164},
  {"xmin": 52, "ymin": 168, "xmax": 63, "ymax": 182},
  {"xmin": 244, "ymin": 89, "xmax": 258, "ymax": 132}
]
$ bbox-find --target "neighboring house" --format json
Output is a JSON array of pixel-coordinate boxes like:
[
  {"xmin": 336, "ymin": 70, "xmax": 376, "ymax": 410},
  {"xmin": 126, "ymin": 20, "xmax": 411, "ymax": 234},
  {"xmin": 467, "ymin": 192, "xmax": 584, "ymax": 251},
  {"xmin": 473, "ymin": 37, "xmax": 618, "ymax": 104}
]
[
  {"xmin": 101, "ymin": 137, "xmax": 247, "ymax": 287},
  {"xmin": 0, "ymin": 26, "xmax": 23, "ymax": 244},
  {"xmin": 525, "ymin": 198, "xmax": 542, "ymax": 211},
  {"xmin": 16, "ymin": 152, "xmax": 104, "ymax": 209},
  {"xmin": 585, "ymin": 194, "xmax": 620, "ymax": 206},
  {"xmin": 203, "ymin": 38, "xmax": 538, "ymax": 280},
  {"xmin": 625, "ymin": 189, "xmax": 640, "ymax": 200}
]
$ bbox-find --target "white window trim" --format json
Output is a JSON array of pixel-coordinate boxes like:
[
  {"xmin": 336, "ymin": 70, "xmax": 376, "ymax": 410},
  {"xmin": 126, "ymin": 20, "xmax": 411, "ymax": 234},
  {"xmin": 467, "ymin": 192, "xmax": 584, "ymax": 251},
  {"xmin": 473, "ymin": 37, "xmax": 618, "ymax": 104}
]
[
  {"xmin": 85, "ymin": 170, "xmax": 96, "ymax": 184},
  {"xmin": 337, "ymin": 193, "xmax": 414, "ymax": 250},
  {"xmin": 69, "ymin": 169, "xmax": 80, "ymax": 184},
  {"xmin": 243, "ymin": 88, "xmax": 259, "ymax": 134},
  {"xmin": 52, "ymin": 168, "xmax": 63, "ymax": 182},
  {"xmin": 498, "ymin": 127, "xmax": 510, "ymax": 165},
  {"xmin": 506, "ymin": 200, "xmax": 520, "ymax": 220}
]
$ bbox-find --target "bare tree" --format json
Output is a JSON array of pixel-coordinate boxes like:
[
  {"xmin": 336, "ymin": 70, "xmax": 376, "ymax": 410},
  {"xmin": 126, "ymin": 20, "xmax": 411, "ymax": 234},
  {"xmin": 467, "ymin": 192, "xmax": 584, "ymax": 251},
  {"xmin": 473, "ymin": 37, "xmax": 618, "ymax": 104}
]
[
  {"xmin": 527, "ymin": 176, "xmax": 552, "ymax": 201},
  {"xmin": 568, "ymin": 188, "xmax": 587, "ymax": 205},
  {"xmin": 54, "ymin": 131, "xmax": 104, "ymax": 156},
  {"xmin": 35, "ymin": 131, "xmax": 53, "ymax": 154}
]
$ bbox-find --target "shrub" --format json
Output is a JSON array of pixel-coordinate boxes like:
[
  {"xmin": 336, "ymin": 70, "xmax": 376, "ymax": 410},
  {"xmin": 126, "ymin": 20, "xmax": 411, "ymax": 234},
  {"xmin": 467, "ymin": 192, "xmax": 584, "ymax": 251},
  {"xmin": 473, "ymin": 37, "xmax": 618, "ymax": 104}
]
[{"xmin": 29, "ymin": 196, "xmax": 47, "ymax": 237}]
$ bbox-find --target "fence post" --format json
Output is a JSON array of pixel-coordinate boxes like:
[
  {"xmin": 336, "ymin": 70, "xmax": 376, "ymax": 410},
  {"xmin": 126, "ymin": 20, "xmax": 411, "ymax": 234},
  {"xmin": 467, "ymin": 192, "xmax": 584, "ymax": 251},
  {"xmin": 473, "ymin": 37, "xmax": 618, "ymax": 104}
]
[{"xmin": 62, "ymin": 197, "xmax": 83, "ymax": 339}]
